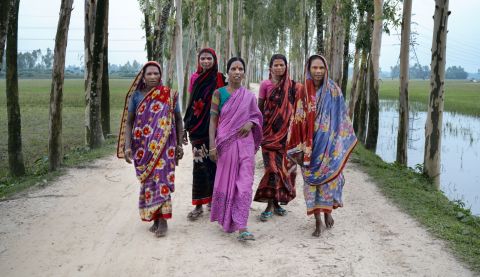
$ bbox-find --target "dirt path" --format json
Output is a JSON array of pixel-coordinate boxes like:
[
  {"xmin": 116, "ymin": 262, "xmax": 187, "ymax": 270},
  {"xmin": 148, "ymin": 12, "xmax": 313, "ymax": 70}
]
[
  {"xmin": 0, "ymin": 147, "xmax": 474, "ymax": 276},
  {"xmin": 0, "ymin": 84, "xmax": 474, "ymax": 276}
]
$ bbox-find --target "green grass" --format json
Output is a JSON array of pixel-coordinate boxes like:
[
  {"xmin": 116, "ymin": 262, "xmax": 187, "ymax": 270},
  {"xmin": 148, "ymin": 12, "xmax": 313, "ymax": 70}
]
[
  {"xmin": 352, "ymin": 144, "xmax": 480, "ymax": 273},
  {"xmin": 378, "ymin": 79, "xmax": 480, "ymax": 116},
  {"xmin": 0, "ymin": 79, "xmax": 132, "ymax": 197}
]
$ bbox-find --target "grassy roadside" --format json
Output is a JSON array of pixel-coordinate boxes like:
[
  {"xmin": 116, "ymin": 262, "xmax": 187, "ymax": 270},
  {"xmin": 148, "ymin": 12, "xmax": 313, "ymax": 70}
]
[
  {"xmin": 0, "ymin": 138, "xmax": 117, "ymax": 199},
  {"xmin": 351, "ymin": 144, "xmax": 480, "ymax": 273}
]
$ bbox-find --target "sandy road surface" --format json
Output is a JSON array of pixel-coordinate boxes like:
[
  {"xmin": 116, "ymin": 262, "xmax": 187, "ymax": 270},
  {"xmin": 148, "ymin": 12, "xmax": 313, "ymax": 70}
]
[
  {"xmin": 0, "ymin": 146, "xmax": 474, "ymax": 276},
  {"xmin": 0, "ymin": 84, "xmax": 474, "ymax": 276}
]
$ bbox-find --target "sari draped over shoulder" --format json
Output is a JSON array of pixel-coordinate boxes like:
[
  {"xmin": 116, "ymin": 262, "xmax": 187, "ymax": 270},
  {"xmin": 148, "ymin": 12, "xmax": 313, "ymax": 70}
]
[
  {"xmin": 287, "ymin": 54, "xmax": 357, "ymax": 215},
  {"xmin": 183, "ymin": 48, "xmax": 225, "ymax": 205},
  {"xmin": 117, "ymin": 61, "xmax": 179, "ymax": 221},
  {"xmin": 254, "ymin": 71, "xmax": 299, "ymax": 204},
  {"xmin": 210, "ymin": 86, "xmax": 263, "ymax": 233}
]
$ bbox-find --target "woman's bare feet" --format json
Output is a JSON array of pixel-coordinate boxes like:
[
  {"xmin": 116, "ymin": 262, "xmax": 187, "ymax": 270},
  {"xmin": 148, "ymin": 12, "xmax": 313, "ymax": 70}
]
[
  {"xmin": 312, "ymin": 212, "xmax": 322, "ymax": 237},
  {"xmin": 324, "ymin": 213, "xmax": 334, "ymax": 228},
  {"xmin": 149, "ymin": 219, "xmax": 159, "ymax": 233},
  {"xmin": 155, "ymin": 218, "xmax": 168, "ymax": 237}
]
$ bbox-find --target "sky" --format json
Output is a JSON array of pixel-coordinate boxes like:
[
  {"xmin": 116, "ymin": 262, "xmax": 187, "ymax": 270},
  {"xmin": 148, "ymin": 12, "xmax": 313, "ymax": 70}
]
[{"xmin": 16, "ymin": 0, "xmax": 480, "ymax": 73}]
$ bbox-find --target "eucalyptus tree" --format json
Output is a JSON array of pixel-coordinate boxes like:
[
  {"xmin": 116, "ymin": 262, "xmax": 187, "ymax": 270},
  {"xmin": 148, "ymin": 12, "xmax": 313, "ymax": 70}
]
[
  {"xmin": 424, "ymin": 0, "xmax": 450, "ymax": 188},
  {"xmin": 48, "ymin": 0, "xmax": 74, "ymax": 171},
  {"xmin": 396, "ymin": 0, "xmax": 412, "ymax": 166},
  {"xmin": 5, "ymin": 0, "xmax": 25, "ymax": 176},
  {"xmin": 365, "ymin": 0, "xmax": 383, "ymax": 151},
  {"xmin": 0, "ymin": 0, "xmax": 10, "ymax": 70}
]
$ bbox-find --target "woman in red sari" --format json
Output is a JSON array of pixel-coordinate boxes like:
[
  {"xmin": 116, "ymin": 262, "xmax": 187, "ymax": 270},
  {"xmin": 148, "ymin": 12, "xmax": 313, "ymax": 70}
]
[
  {"xmin": 117, "ymin": 61, "xmax": 184, "ymax": 238},
  {"xmin": 254, "ymin": 54, "xmax": 301, "ymax": 221}
]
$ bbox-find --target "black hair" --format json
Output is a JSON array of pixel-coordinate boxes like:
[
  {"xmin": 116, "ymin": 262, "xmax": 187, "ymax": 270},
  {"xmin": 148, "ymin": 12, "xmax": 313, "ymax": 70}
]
[
  {"xmin": 226, "ymin": 57, "xmax": 246, "ymax": 72},
  {"xmin": 269, "ymin": 54, "xmax": 287, "ymax": 68}
]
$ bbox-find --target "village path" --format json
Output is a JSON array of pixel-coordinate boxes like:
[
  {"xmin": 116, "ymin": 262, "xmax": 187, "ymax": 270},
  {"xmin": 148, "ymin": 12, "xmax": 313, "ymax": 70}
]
[{"xmin": 0, "ymin": 84, "xmax": 474, "ymax": 277}]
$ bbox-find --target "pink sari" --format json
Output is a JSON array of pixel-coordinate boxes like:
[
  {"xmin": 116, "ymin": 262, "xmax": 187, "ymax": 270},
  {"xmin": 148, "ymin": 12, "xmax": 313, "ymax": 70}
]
[{"xmin": 210, "ymin": 86, "xmax": 263, "ymax": 232}]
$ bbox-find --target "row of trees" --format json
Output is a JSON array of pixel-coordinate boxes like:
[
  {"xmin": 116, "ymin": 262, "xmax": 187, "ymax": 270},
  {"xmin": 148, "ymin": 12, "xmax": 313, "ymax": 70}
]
[
  {"xmin": 390, "ymin": 63, "xmax": 468, "ymax": 80},
  {"xmin": 1, "ymin": 0, "xmax": 450, "ymax": 189}
]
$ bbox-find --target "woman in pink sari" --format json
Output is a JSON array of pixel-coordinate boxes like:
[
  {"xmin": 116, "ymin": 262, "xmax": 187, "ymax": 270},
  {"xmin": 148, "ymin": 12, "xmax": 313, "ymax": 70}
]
[
  {"xmin": 208, "ymin": 57, "xmax": 263, "ymax": 241},
  {"xmin": 117, "ymin": 61, "xmax": 184, "ymax": 238}
]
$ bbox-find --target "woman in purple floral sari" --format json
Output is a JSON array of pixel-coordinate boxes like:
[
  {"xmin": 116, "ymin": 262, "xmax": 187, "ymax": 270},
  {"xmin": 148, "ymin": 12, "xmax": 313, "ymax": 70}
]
[
  {"xmin": 208, "ymin": 57, "xmax": 263, "ymax": 241},
  {"xmin": 287, "ymin": 55, "xmax": 357, "ymax": 237},
  {"xmin": 117, "ymin": 61, "xmax": 184, "ymax": 238}
]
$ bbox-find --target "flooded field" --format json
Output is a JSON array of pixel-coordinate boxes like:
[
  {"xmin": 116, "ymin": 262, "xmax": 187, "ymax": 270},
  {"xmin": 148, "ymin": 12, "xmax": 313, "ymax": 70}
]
[{"xmin": 376, "ymin": 100, "xmax": 480, "ymax": 215}]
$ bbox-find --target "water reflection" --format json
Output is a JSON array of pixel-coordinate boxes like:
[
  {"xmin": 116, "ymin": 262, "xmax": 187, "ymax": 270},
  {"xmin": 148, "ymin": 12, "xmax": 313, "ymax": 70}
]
[{"xmin": 376, "ymin": 99, "xmax": 480, "ymax": 215}]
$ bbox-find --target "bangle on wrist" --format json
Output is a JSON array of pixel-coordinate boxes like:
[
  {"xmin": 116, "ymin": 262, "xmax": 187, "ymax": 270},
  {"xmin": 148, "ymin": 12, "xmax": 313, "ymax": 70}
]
[{"xmin": 209, "ymin": 147, "xmax": 216, "ymax": 152}]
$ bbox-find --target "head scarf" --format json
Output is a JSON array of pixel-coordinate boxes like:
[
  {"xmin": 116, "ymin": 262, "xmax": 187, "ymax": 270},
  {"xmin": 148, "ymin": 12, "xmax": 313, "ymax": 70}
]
[
  {"xmin": 184, "ymin": 48, "xmax": 225, "ymax": 141},
  {"xmin": 287, "ymin": 54, "xmax": 357, "ymax": 181},
  {"xmin": 117, "ymin": 61, "xmax": 163, "ymax": 158}
]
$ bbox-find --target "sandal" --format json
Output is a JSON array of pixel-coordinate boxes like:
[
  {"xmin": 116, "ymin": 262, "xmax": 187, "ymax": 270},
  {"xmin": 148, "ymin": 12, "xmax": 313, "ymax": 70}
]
[
  {"xmin": 274, "ymin": 207, "xmax": 287, "ymax": 216},
  {"xmin": 237, "ymin": 231, "xmax": 255, "ymax": 241},
  {"xmin": 260, "ymin": 211, "xmax": 273, "ymax": 222},
  {"xmin": 187, "ymin": 209, "xmax": 203, "ymax": 221}
]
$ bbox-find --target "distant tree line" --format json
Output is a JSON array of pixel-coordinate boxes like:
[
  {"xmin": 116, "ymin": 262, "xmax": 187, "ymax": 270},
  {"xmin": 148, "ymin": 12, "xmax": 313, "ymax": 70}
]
[
  {"xmin": 390, "ymin": 63, "xmax": 468, "ymax": 80},
  {"xmin": 0, "ymin": 48, "xmax": 142, "ymax": 78}
]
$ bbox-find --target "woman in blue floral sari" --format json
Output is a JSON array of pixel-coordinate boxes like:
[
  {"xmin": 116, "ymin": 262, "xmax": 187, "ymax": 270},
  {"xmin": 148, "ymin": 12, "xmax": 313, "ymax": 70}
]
[
  {"xmin": 117, "ymin": 61, "xmax": 184, "ymax": 238},
  {"xmin": 287, "ymin": 55, "xmax": 357, "ymax": 237}
]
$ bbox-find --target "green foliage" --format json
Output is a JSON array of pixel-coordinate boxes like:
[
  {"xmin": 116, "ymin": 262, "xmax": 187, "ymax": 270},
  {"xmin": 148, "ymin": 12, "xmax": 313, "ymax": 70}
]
[{"xmin": 353, "ymin": 144, "xmax": 480, "ymax": 272}]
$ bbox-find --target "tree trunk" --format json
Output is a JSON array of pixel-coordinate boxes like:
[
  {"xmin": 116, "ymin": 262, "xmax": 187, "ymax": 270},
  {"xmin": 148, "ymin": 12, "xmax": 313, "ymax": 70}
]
[
  {"xmin": 0, "ymin": 0, "xmax": 10, "ymax": 71},
  {"xmin": 5, "ymin": 0, "xmax": 25, "ymax": 176},
  {"xmin": 174, "ymin": 0, "xmax": 183, "ymax": 108},
  {"xmin": 348, "ymin": 12, "xmax": 364, "ymax": 118},
  {"xmin": 227, "ymin": 0, "xmax": 234, "ymax": 58},
  {"xmin": 166, "ymin": 19, "xmax": 176, "ymax": 88},
  {"xmin": 396, "ymin": 0, "xmax": 412, "ymax": 166},
  {"xmin": 327, "ymin": 0, "xmax": 344, "ymax": 88},
  {"xmin": 48, "ymin": 0, "xmax": 74, "ymax": 171},
  {"xmin": 215, "ymin": 0, "xmax": 222, "ymax": 68},
  {"xmin": 315, "ymin": 0, "xmax": 324, "ymax": 54},
  {"xmin": 153, "ymin": 0, "xmax": 172, "ymax": 64},
  {"xmin": 365, "ymin": 0, "xmax": 383, "ymax": 151},
  {"xmin": 304, "ymin": 0, "xmax": 309, "ymax": 68},
  {"xmin": 85, "ymin": 0, "xmax": 106, "ymax": 148},
  {"xmin": 143, "ymin": 1, "xmax": 153, "ymax": 61},
  {"xmin": 182, "ymin": 13, "xmax": 195, "ymax": 111},
  {"xmin": 84, "ymin": 0, "xmax": 93, "ymax": 91},
  {"xmin": 353, "ymin": 50, "xmax": 368, "ymax": 143},
  {"xmin": 424, "ymin": 0, "xmax": 450, "ymax": 188},
  {"xmin": 341, "ymin": 12, "xmax": 351, "ymax": 97},
  {"xmin": 101, "ymin": 0, "xmax": 110, "ymax": 137}
]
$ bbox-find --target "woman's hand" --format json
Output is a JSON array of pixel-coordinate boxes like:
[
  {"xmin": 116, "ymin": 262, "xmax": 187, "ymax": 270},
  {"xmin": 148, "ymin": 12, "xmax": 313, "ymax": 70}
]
[
  {"xmin": 182, "ymin": 130, "xmax": 189, "ymax": 145},
  {"xmin": 291, "ymin": 152, "xmax": 304, "ymax": 165},
  {"xmin": 209, "ymin": 148, "xmax": 218, "ymax": 163},
  {"xmin": 124, "ymin": 149, "xmax": 133, "ymax": 164},
  {"xmin": 238, "ymin": 122, "xmax": 253, "ymax": 137},
  {"xmin": 175, "ymin": 145, "xmax": 184, "ymax": 165}
]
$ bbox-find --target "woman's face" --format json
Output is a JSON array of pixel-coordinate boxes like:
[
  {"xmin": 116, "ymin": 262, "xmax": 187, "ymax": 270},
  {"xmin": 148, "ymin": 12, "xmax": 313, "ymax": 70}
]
[
  {"xmin": 270, "ymin": 59, "xmax": 286, "ymax": 78},
  {"xmin": 199, "ymin": 52, "xmax": 214, "ymax": 71},
  {"xmin": 309, "ymin": 58, "xmax": 326, "ymax": 84},
  {"xmin": 227, "ymin": 61, "xmax": 245, "ymax": 83},
  {"xmin": 144, "ymin": 65, "xmax": 161, "ymax": 87}
]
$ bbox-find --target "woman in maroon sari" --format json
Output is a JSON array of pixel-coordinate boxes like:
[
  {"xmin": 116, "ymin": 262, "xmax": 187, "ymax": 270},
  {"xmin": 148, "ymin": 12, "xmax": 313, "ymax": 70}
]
[
  {"xmin": 254, "ymin": 54, "xmax": 301, "ymax": 221},
  {"xmin": 117, "ymin": 61, "xmax": 184, "ymax": 238},
  {"xmin": 208, "ymin": 57, "xmax": 263, "ymax": 241},
  {"xmin": 183, "ymin": 48, "xmax": 225, "ymax": 220}
]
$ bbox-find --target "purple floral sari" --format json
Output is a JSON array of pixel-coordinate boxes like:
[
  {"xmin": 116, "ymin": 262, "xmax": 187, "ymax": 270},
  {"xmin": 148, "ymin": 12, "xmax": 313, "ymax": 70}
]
[{"xmin": 117, "ymin": 62, "xmax": 178, "ymax": 221}]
